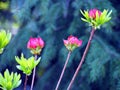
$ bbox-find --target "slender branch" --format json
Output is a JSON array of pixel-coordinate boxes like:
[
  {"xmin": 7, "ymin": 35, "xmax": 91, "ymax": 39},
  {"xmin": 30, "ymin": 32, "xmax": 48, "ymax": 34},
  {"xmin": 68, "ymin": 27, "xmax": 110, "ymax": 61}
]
[
  {"xmin": 67, "ymin": 28, "xmax": 95, "ymax": 90},
  {"xmin": 24, "ymin": 75, "xmax": 28, "ymax": 90},
  {"xmin": 55, "ymin": 51, "xmax": 72, "ymax": 90},
  {"xmin": 30, "ymin": 55, "xmax": 37, "ymax": 90}
]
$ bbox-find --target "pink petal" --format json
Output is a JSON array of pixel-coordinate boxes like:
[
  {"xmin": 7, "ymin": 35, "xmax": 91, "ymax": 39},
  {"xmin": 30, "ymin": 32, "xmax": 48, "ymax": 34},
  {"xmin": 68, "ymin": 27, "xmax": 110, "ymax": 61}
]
[
  {"xmin": 77, "ymin": 40, "xmax": 82, "ymax": 47},
  {"xmin": 63, "ymin": 40, "xmax": 69, "ymax": 45},
  {"xmin": 37, "ymin": 37, "xmax": 45, "ymax": 48},
  {"xmin": 89, "ymin": 9, "xmax": 101, "ymax": 19}
]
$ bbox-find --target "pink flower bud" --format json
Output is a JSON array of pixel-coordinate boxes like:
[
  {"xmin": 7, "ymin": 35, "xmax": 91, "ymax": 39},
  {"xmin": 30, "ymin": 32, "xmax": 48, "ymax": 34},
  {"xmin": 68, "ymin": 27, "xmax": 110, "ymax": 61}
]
[
  {"xmin": 27, "ymin": 37, "xmax": 44, "ymax": 54},
  {"xmin": 89, "ymin": 9, "xmax": 101, "ymax": 19},
  {"xmin": 63, "ymin": 35, "xmax": 82, "ymax": 51}
]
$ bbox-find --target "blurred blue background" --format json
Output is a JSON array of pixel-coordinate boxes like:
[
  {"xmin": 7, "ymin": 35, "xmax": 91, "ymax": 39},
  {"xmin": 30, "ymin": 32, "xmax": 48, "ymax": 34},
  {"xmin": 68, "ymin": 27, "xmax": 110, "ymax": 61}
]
[{"xmin": 0, "ymin": 0, "xmax": 120, "ymax": 90}]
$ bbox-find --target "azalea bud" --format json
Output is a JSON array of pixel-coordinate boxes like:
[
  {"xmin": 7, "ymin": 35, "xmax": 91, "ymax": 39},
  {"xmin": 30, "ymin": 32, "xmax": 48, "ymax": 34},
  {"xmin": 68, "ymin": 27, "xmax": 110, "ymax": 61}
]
[
  {"xmin": 27, "ymin": 37, "xmax": 44, "ymax": 55},
  {"xmin": 63, "ymin": 35, "xmax": 82, "ymax": 51},
  {"xmin": 89, "ymin": 9, "xmax": 101, "ymax": 19},
  {"xmin": 80, "ymin": 9, "xmax": 112, "ymax": 29}
]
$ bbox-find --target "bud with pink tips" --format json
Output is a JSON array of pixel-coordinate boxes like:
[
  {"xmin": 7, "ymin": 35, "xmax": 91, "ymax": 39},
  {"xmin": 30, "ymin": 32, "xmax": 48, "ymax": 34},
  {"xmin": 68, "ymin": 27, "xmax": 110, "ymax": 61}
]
[
  {"xmin": 89, "ymin": 9, "xmax": 101, "ymax": 19},
  {"xmin": 63, "ymin": 35, "xmax": 82, "ymax": 51},
  {"xmin": 27, "ymin": 37, "xmax": 45, "ymax": 55},
  {"xmin": 80, "ymin": 8, "xmax": 112, "ymax": 29}
]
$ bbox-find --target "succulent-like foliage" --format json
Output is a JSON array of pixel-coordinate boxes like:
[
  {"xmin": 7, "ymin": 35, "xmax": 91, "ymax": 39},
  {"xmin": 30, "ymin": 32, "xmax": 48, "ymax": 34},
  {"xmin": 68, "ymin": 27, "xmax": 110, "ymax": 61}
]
[
  {"xmin": 0, "ymin": 69, "xmax": 21, "ymax": 90},
  {"xmin": 15, "ymin": 53, "xmax": 40, "ymax": 75},
  {"xmin": 80, "ymin": 9, "xmax": 112, "ymax": 29},
  {"xmin": 0, "ymin": 30, "xmax": 11, "ymax": 54}
]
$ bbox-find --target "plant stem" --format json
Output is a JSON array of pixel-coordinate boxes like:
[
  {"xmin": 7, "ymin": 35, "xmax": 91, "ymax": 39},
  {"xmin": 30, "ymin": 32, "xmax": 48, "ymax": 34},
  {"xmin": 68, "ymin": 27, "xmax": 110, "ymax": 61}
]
[
  {"xmin": 30, "ymin": 55, "xmax": 37, "ymax": 90},
  {"xmin": 24, "ymin": 75, "xmax": 28, "ymax": 90},
  {"xmin": 55, "ymin": 51, "xmax": 72, "ymax": 90},
  {"xmin": 67, "ymin": 28, "xmax": 95, "ymax": 90}
]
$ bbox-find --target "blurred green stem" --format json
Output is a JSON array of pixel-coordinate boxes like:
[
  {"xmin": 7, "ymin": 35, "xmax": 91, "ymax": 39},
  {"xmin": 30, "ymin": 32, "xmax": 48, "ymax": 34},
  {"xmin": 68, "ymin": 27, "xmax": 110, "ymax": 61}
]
[
  {"xmin": 67, "ymin": 28, "xmax": 95, "ymax": 90},
  {"xmin": 30, "ymin": 55, "xmax": 37, "ymax": 90},
  {"xmin": 55, "ymin": 51, "xmax": 72, "ymax": 90},
  {"xmin": 24, "ymin": 75, "xmax": 28, "ymax": 90}
]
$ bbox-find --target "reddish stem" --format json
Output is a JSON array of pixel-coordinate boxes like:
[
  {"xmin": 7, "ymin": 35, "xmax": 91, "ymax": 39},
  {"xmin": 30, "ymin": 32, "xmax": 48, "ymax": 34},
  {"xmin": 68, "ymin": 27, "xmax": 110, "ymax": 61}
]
[
  {"xmin": 67, "ymin": 28, "xmax": 95, "ymax": 90},
  {"xmin": 30, "ymin": 55, "xmax": 37, "ymax": 90},
  {"xmin": 24, "ymin": 75, "xmax": 28, "ymax": 90},
  {"xmin": 55, "ymin": 51, "xmax": 72, "ymax": 90}
]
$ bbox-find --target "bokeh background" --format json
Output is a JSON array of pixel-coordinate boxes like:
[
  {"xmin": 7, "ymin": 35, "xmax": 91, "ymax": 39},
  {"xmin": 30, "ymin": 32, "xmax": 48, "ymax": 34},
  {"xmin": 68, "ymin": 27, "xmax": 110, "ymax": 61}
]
[{"xmin": 0, "ymin": 0, "xmax": 120, "ymax": 90}]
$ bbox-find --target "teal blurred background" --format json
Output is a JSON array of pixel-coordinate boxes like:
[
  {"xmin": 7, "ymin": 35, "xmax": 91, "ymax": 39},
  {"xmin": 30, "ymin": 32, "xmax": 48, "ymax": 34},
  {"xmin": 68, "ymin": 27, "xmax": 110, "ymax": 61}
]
[{"xmin": 0, "ymin": 0, "xmax": 120, "ymax": 90}]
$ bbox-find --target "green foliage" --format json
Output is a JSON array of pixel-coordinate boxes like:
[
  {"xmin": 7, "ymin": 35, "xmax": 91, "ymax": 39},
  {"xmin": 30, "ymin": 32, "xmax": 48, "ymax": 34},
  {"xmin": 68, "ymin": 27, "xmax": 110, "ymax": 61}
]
[
  {"xmin": 0, "ymin": 69, "xmax": 21, "ymax": 90},
  {"xmin": 15, "ymin": 53, "xmax": 40, "ymax": 75},
  {"xmin": 0, "ymin": 1, "xmax": 9, "ymax": 10},
  {"xmin": 0, "ymin": 30, "xmax": 11, "ymax": 54}
]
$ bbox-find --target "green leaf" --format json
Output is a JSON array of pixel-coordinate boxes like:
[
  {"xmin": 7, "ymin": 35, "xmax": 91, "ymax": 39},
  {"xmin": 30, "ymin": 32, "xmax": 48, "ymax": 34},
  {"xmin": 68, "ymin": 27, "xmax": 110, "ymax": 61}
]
[
  {"xmin": 80, "ymin": 10, "xmax": 86, "ymax": 18},
  {"xmin": 106, "ymin": 10, "xmax": 112, "ymax": 17},
  {"xmin": 35, "ymin": 57, "xmax": 41, "ymax": 66},
  {"xmin": 0, "ymin": 48, "xmax": 4, "ymax": 54},
  {"xmin": 80, "ymin": 10, "xmax": 89, "ymax": 20},
  {"xmin": 81, "ymin": 18, "xmax": 89, "ymax": 23},
  {"xmin": 0, "ymin": 30, "xmax": 11, "ymax": 53}
]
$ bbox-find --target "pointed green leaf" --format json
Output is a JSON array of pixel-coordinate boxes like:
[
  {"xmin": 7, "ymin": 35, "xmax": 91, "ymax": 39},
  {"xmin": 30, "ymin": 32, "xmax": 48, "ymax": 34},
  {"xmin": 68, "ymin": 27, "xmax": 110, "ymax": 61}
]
[{"xmin": 81, "ymin": 18, "xmax": 89, "ymax": 23}]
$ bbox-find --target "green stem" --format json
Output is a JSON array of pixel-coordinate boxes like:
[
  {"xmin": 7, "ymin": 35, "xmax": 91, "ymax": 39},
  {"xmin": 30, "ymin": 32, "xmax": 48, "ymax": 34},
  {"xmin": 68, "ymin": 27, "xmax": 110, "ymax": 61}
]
[
  {"xmin": 55, "ymin": 51, "xmax": 72, "ymax": 90},
  {"xmin": 67, "ymin": 28, "xmax": 95, "ymax": 90},
  {"xmin": 30, "ymin": 55, "xmax": 37, "ymax": 90}
]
